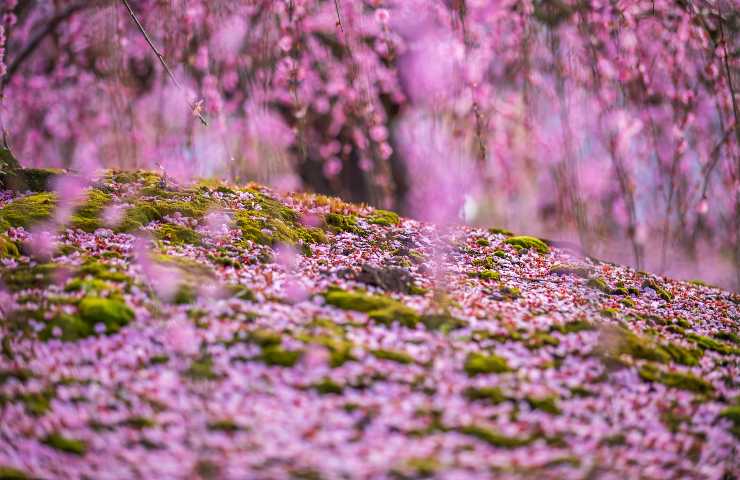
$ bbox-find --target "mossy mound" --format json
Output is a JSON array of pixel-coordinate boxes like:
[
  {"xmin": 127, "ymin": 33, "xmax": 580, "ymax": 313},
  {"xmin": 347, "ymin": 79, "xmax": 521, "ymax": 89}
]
[
  {"xmin": 323, "ymin": 289, "xmax": 420, "ymax": 328},
  {"xmin": 325, "ymin": 213, "xmax": 365, "ymax": 236},
  {"xmin": 457, "ymin": 425, "xmax": 532, "ymax": 448},
  {"xmin": 0, "ymin": 192, "xmax": 57, "ymax": 231},
  {"xmin": 464, "ymin": 352, "xmax": 511, "ymax": 376},
  {"xmin": 367, "ymin": 209, "xmax": 400, "ymax": 226},
  {"xmin": 77, "ymin": 296, "xmax": 135, "ymax": 335},
  {"xmin": 503, "ymin": 235, "xmax": 549, "ymax": 254},
  {"xmin": 154, "ymin": 224, "xmax": 202, "ymax": 246},
  {"xmin": 2, "ymin": 168, "xmax": 64, "ymax": 192},
  {"xmin": 68, "ymin": 189, "xmax": 113, "ymax": 232}
]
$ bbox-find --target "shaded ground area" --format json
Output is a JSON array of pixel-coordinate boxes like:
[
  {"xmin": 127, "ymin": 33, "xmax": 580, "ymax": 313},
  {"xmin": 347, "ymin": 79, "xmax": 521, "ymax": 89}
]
[{"xmin": 0, "ymin": 170, "xmax": 738, "ymax": 479}]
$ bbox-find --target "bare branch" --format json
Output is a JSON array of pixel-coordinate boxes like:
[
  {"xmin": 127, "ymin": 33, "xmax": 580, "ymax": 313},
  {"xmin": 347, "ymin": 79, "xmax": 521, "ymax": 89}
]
[{"xmin": 118, "ymin": 0, "xmax": 208, "ymax": 126}]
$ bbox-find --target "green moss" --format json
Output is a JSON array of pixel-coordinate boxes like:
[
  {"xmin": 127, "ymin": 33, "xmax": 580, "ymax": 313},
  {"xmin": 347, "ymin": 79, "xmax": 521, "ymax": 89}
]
[
  {"xmin": 400, "ymin": 457, "xmax": 441, "ymax": 477},
  {"xmin": 235, "ymin": 207, "xmax": 325, "ymax": 249},
  {"xmin": 476, "ymin": 237, "xmax": 490, "ymax": 247},
  {"xmin": 660, "ymin": 342, "xmax": 702, "ymax": 366},
  {"xmin": 312, "ymin": 378, "xmax": 344, "ymax": 395},
  {"xmin": 463, "ymin": 386, "xmax": 506, "ymax": 404},
  {"xmin": 642, "ymin": 279, "xmax": 673, "ymax": 301},
  {"xmin": 600, "ymin": 307, "xmax": 619, "ymax": 318},
  {"xmin": 638, "ymin": 364, "xmax": 714, "ymax": 395},
  {"xmin": 503, "ymin": 236, "xmax": 549, "ymax": 254},
  {"xmin": 457, "ymin": 425, "xmax": 532, "ymax": 448},
  {"xmin": 471, "ymin": 256, "xmax": 495, "ymax": 268},
  {"xmin": 116, "ymin": 191, "xmax": 211, "ymax": 233},
  {"xmin": 77, "ymin": 261, "xmax": 129, "ymax": 283},
  {"xmin": 686, "ymin": 333, "xmax": 738, "ymax": 355},
  {"xmin": 123, "ymin": 416, "xmax": 156, "ymax": 429},
  {"xmin": 325, "ymin": 213, "xmax": 365, "ymax": 236},
  {"xmin": 598, "ymin": 325, "xmax": 672, "ymax": 363},
  {"xmin": 525, "ymin": 396, "xmax": 561, "ymax": 415},
  {"xmin": 0, "ymin": 465, "xmax": 31, "ymax": 479},
  {"xmin": 526, "ymin": 331, "xmax": 560, "ymax": 349},
  {"xmin": 498, "ymin": 284, "xmax": 521, "ymax": 300},
  {"xmin": 473, "ymin": 269, "xmax": 500, "ymax": 281},
  {"xmin": 42, "ymin": 433, "xmax": 87, "ymax": 455},
  {"xmin": 420, "ymin": 312, "xmax": 467, "ymax": 332},
  {"xmin": 0, "ymin": 235, "xmax": 19, "ymax": 259},
  {"xmin": 367, "ymin": 209, "xmax": 400, "ymax": 226},
  {"xmin": 207, "ymin": 419, "xmax": 242, "ymax": 433},
  {"xmin": 549, "ymin": 263, "xmax": 591, "ymax": 278},
  {"xmin": 260, "ymin": 346, "xmax": 302, "ymax": 367},
  {"xmin": 18, "ymin": 389, "xmax": 54, "ymax": 416},
  {"xmin": 154, "ymin": 224, "xmax": 202, "ymax": 246},
  {"xmin": 185, "ymin": 356, "xmax": 220, "ymax": 381},
  {"xmin": 371, "ymin": 349, "xmax": 414, "ymax": 364},
  {"xmin": 464, "ymin": 352, "xmax": 510, "ymax": 376},
  {"xmin": 0, "ymin": 192, "xmax": 56, "ymax": 231},
  {"xmin": 68, "ymin": 189, "xmax": 112, "ymax": 232},
  {"xmin": 620, "ymin": 298, "xmax": 636, "ymax": 308},
  {"xmin": 587, "ymin": 277, "xmax": 613, "ymax": 294},
  {"xmin": 492, "ymin": 250, "xmax": 508, "ymax": 259},
  {"xmin": 1, "ymin": 262, "xmax": 63, "ymax": 292},
  {"xmin": 78, "ymin": 296, "xmax": 134, "ymax": 334},
  {"xmin": 714, "ymin": 331, "xmax": 740, "ymax": 345},
  {"xmin": 550, "ymin": 319, "xmax": 594, "ymax": 334},
  {"xmin": 39, "ymin": 314, "xmax": 93, "ymax": 341},
  {"xmin": 488, "ymin": 227, "xmax": 513, "ymax": 236},
  {"xmin": 719, "ymin": 406, "xmax": 740, "ymax": 438},
  {"xmin": 324, "ymin": 289, "xmax": 420, "ymax": 328}
]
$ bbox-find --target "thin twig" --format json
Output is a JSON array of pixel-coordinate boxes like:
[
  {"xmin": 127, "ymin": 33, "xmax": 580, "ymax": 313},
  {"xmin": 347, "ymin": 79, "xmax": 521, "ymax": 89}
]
[{"xmin": 118, "ymin": 0, "xmax": 208, "ymax": 126}]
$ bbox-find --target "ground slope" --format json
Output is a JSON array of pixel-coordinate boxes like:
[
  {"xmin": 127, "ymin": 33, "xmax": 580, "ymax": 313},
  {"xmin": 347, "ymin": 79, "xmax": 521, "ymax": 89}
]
[{"xmin": 0, "ymin": 170, "xmax": 737, "ymax": 479}]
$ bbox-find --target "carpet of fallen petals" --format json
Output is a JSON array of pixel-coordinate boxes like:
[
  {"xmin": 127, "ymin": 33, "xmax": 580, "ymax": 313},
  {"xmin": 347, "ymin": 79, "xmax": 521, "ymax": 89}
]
[{"xmin": 0, "ymin": 172, "xmax": 738, "ymax": 480}]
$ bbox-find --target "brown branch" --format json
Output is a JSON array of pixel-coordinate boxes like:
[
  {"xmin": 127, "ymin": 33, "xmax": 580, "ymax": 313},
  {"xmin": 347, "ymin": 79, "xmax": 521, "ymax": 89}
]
[{"xmin": 118, "ymin": 0, "xmax": 208, "ymax": 126}]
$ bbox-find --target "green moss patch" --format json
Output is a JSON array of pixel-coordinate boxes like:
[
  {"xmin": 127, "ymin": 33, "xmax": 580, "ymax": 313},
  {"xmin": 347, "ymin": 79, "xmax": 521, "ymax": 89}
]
[
  {"xmin": 638, "ymin": 364, "xmax": 714, "ymax": 395},
  {"xmin": 719, "ymin": 406, "xmax": 740, "ymax": 438},
  {"xmin": 367, "ymin": 209, "xmax": 400, "ymax": 226},
  {"xmin": 463, "ymin": 386, "xmax": 507, "ymax": 405},
  {"xmin": 323, "ymin": 289, "xmax": 420, "ymax": 328},
  {"xmin": 68, "ymin": 189, "xmax": 112, "ymax": 232},
  {"xmin": 642, "ymin": 279, "xmax": 673, "ymax": 301},
  {"xmin": 371, "ymin": 349, "xmax": 415, "ymax": 364},
  {"xmin": 0, "ymin": 235, "xmax": 19, "ymax": 258},
  {"xmin": 325, "ymin": 213, "xmax": 365, "ymax": 236},
  {"xmin": 154, "ymin": 224, "xmax": 202, "ymax": 246},
  {"xmin": 0, "ymin": 192, "xmax": 57, "ymax": 231},
  {"xmin": 464, "ymin": 352, "xmax": 510, "ymax": 376},
  {"xmin": 457, "ymin": 425, "xmax": 532, "ymax": 448},
  {"xmin": 311, "ymin": 378, "xmax": 344, "ymax": 395},
  {"xmin": 260, "ymin": 346, "xmax": 303, "ymax": 367},
  {"xmin": 42, "ymin": 433, "xmax": 87, "ymax": 455},
  {"xmin": 235, "ymin": 195, "xmax": 325, "ymax": 250},
  {"xmin": 185, "ymin": 356, "xmax": 221, "ymax": 381},
  {"xmin": 78, "ymin": 296, "xmax": 134, "ymax": 335},
  {"xmin": 1, "ymin": 262, "xmax": 65, "ymax": 292},
  {"xmin": 686, "ymin": 333, "xmax": 739, "ymax": 355},
  {"xmin": 503, "ymin": 236, "xmax": 549, "ymax": 254},
  {"xmin": 0, "ymin": 465, "xmax": 31, "ymax": 479}
]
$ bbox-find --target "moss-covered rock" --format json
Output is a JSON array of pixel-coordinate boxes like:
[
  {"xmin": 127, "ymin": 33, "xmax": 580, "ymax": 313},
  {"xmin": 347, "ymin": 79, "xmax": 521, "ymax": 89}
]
[
  {"xmin": 1, "ymin": 262, "xmax": 64, "ymax": 292},
  {"xmin": 503, "ymin": 236, "xmax": 549, "ymax": 254},
  {"xmin": 0, "ymin": 192, "xmax": 57, "ymax": 231},
  {"xmin": 3, "ymin": 168, "xmax": 64, "ymax": 192},
  {"xmin": 686, "ymin": 333, "xmax": 739, "ymax": 355},
  {"xmin": 464, "ymin": 352, "xmax": 510, "ymax": 376},
  {"xmin": 323, "ymin": 289, "xmax": 420, "ymax": 328},
  {"xmin": 472, "ymin": 269, "xmax": 500, "ymax": 281}
]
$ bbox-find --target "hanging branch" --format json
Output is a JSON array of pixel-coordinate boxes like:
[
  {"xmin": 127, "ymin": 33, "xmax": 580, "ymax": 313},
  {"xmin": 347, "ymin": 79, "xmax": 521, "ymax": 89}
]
[{"xmin": 118, "ymin": 0, "xmax": 208, "ymax": 126}]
